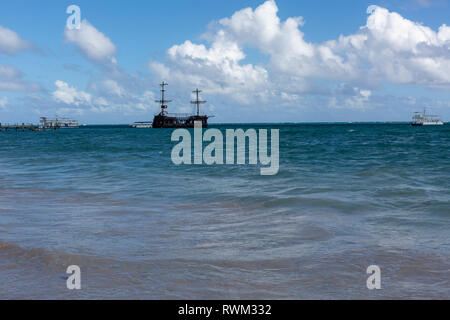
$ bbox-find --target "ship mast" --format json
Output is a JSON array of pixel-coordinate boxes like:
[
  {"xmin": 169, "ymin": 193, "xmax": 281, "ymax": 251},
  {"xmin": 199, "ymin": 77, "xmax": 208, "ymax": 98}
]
[
  {"xmin": 191, "ymin": 89, "xmax": 206, "ymax": 116},
  {"xmin": 155, "ymin": 81, "xmax": 172, "ymax": 115}
]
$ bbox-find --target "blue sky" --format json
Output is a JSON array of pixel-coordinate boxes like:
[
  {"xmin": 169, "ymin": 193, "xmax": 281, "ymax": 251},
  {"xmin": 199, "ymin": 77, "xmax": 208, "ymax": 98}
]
[{"xmin": 0, "ymin": 0, "xmax": 449, "ymax": 123}]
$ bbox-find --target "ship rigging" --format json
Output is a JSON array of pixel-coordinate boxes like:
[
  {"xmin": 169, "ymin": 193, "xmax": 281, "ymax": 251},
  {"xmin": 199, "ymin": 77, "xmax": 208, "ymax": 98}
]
[{"xmin": 152, "ymin": 82, "xmax": 211, "ymax": 128}]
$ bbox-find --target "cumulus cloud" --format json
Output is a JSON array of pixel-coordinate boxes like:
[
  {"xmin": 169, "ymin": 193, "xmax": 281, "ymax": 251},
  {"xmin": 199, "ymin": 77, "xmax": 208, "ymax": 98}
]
[
  {"xmin": 52, "ymin": 80, "xmax": 92, "ymax": 106},
  {"xmin": 86, "ymin": 75, "xmax": 158, "ymax": 115},
  {"xmin": 410, "ymin": 0, "xmax": 446, "ymax": 8},
  {"xmin": 86, "ymin": 89, "xmax": 157, "ymax": 115},
  {"xmin": 64, "ymin": 20, "xmax": 117, "ymax": 64},
  {"xmin": 328, "ymin": 5, "xmax": 450, "ymax": 87},
  {"xmin": 50, "ymin": 75, "xmax": 159, "ymax": 116},
  {"xmin": 59, "ymin": 18, "xmax": 154, "ymax": 116},
  {"xmin": 328, "ymin": 84, "xmax": 373, "ymax": 109},
  {"xmin": 222, "ymin": 1, "xmax": 450, "ymax": 86},
  {"xmin": 0, "ymin": 25, "xmax": 32, "ymax": 55},
  {"xmin": 151, "ymin": 0, "xmax": 450, "ymax": 110},
  {"xmin": 151, "ymin": 30, "xmax": 269, "ymax": 104},
  {"xmin": 101, "ymin": 79, "xmax": 125, "ymax": 97},
  {"xmin": 0, "ymin": 64, "xmax": 23, "ymax": 79},
  {"xmin": 219, "ymin": 1, "xmax": 320, "ymax": 77},
  {"xmin": 0, "ymin": 96, "xmax": 7, "ymax": 108},
  {"xmin": 0, "ymin": 64, "xmax": 41, "ymax": 92}
]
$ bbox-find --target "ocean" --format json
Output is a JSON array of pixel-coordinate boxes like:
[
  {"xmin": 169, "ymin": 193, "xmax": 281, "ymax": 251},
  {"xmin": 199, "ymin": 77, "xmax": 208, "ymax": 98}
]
[{"xmin": 0, "ymin": 123, "xmax": 448, "ymax": 299}]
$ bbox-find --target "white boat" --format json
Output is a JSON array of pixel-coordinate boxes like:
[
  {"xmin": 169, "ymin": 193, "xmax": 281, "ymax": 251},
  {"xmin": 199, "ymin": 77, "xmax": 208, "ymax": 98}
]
[
  {"xmin": 40, "ymin": 116, "xmax": 79, "ymax": 129},
  {"xmin": 130, "ymin": 121, "xmax": 153, "ymax": 128},
  {"xmin": 412, "ymin": 109, "xmax": 443, "ymax": 126}
]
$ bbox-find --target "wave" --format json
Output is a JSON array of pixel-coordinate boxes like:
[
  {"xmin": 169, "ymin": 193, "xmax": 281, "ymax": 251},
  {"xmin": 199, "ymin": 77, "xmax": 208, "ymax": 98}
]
[
  {"xmin": 0, "ymin": 240, "xmax": 99, "ymax": 271},
  {"xmin": 1, "ymin": 239, "xmax": 450, "ymax": 299}
]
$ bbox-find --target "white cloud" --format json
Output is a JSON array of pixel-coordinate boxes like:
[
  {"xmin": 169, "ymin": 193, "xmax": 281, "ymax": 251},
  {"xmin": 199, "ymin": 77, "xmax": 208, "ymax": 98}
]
[
  {"xmin": 84, "ymin": 71, "xmax": 160, "ymax": 114},
  {"xmin": 0, "ymin": 64, "xmax": 41, "ymax": 92},
  {"xmin": 0, "ymin": 96, "xmax": 7, "ymax": 108},
  {"xmin": 64, "ymin": 20, "xmax": 116, "ymax": 64},
  {"xmin": 56, "ymin": 107, "xmax": 85, "ymax": 116},
  {"xmin": 150, "ymin": 0, "xmax": 345, "ymax": 102},
  {"xmin": 151, "ymin": 0, "xmax": 450, "ymax": 110},
  {"xmin": 345, "ymin": 89, "xmax": 372, "ymax": 110},
  {"xmin": 152, "ymin": 30, "xmax": 269, "ymax": 104},
  {"xmin": 49, "ymin": 75, "xmax": 160, "ymax": 116},
  {"xmin": 0, "ymin": 64, "xmax": 23, "ymax": 79},
  {"xmin": 0, "ymin": 25, "xmax": 32, "ymax": 55},
  {"xmin": 93, "ymin": 96, "xmax": 108, "ymax": 106},
  {"xmin": 101, "ymin": 79, "xmax": 125, "ymax": 97},
  {"xmin": 220, "ymin": 1, "xmax": 450, "ymax": 86},
  {"xmin": 327, "ymin": 84, "xmax": 372, "ymax": 110},
  {"xmin": 327, "ymin": 5, "xmax": 450, "ymax": 87},
  {"xmin": 0, "ymin": 81, "xmax": 41, "ymax": 92},
  {"xmin": 219, "ymin": 0, "xmax": 318, "ymax": 77},
  {"xmin": 52, "ymin": 80, "xmax": 91, "ymax": 106},
  {"xmin": 410, "ymin": 0, "xmax": 446, "ymax": 8}
]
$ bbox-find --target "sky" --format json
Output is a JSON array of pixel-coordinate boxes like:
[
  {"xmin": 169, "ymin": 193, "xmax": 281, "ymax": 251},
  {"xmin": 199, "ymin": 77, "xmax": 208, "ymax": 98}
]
[{"xmin": 0, "ymin": 0, "xmax": 449, "ymax": 124}]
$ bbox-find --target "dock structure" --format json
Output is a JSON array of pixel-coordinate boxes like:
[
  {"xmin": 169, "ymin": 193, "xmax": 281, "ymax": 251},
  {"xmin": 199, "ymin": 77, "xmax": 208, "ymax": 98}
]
[
  {"xmin": 40, "ymin": 117, "xmax": 79, "ymax": 129},
  {"xmin": 0, "ymin": 116, "xmax": 79, "ymax": 132},
  {"xmin": 0, "ymin": 123, "xmax": 58, "ymax": 132}
]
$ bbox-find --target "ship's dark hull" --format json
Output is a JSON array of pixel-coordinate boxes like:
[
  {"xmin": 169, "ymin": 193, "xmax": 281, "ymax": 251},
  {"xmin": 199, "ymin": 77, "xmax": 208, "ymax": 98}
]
[{"xmin": 152, "ymin": 115, "xmax": 208, "ymax": 128}]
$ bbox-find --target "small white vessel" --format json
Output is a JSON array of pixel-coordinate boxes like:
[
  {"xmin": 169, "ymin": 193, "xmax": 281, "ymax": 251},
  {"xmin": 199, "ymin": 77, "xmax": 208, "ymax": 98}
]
[
  {"xmin": 412, "ymin": 109, "xmax": 443, "ymax": 126},
  {"xmin": 40, "ymin": 116, "xmax": 79, "ymax": 129},
  {"xmin": 130, "ymin": 121, "xmax": 153, "ymax": 128}
]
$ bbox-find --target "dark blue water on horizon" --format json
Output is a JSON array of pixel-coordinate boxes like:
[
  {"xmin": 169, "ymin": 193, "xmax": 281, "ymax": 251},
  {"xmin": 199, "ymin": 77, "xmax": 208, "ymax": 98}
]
[{"xmin": 0, "ymin": 123, "xmax": 449, "ymax": 299}]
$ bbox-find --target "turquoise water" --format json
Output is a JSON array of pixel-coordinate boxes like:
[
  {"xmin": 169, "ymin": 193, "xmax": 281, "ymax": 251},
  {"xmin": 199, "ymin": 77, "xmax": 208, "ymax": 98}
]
[{"xmin": 0, "ymin": 124, "xmax": 449, "ymax": 299}]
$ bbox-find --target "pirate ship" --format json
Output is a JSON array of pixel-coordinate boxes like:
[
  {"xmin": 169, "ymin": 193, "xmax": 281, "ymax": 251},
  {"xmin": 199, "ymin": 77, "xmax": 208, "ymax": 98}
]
[{"xmin": 152, "ymin": 81, "xmax": 210, "ymax": 128}]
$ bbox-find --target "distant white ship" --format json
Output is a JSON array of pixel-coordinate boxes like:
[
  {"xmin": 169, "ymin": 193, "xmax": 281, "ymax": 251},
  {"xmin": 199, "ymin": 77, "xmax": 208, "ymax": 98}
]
[
  {"xmin": 130, "ymin": 121, "xmax": 153, "ymax": 128},
  {"xmin": 412, "ymin": 109, "xmax": 443, "ymax": 126},
  {"xmin": 40, "ymin": 116, "xmax": 79, "ymax": 129}
]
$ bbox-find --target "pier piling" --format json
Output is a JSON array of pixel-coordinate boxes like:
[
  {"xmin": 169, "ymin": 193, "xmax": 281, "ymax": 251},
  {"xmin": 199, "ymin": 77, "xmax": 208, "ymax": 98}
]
[{"xmin": 0, "ymin": 123, "xmax": 40, "ymax": 132}]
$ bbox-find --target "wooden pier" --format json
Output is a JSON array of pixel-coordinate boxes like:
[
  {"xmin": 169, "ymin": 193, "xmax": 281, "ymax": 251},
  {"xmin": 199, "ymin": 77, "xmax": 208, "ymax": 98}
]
[{"xmin": 0, "ymin": 123, "xmax": 56, "ymax": 132}]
